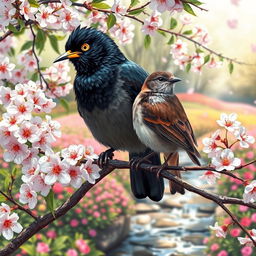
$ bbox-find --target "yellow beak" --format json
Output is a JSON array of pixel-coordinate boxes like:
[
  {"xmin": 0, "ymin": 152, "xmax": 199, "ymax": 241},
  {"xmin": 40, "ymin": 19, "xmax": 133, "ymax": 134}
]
[{"xmin": 54, "ymin": 50, "xmax": 82, "ymax": 63}]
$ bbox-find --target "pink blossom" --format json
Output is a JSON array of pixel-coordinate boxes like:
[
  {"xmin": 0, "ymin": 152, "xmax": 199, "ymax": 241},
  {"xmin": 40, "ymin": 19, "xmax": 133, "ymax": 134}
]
[
  {"xmin": 36, "ymin": 242, "xmax": 50, "ymax": 253},
  {"xmin": 230, "ymin": 228, "xmax": 241, "ymax": 237},
  {"xmin": 141, "ymin": 11, "xmax": 162, "ymax": 36},
  {"xmin": 180, "ymin": 14, "xmax": 192, "ymax": 25},
  {"xmin": 89, "ymin": 229, "xmax": 97, "ymax": 237},
  {"xmin": 81, "ymin": 218, "xmax": 88, "ymax": 225},
  {"xmin": 70, "ymin": 219, "xmax": 79, "ymax": 227},
  {"xmin": 14, "ymin": 122, "xmax": 39, "ymax": 144},
  {"xmin": 0, "ymin": 203, "xmax": 10, "ymax": 217},
  {"xmin": 46, "ymin": 230, "xmax": 56, "ymax": 239},
  {"xmin": 251, "ymin": 213, "xmax": 256, "ymax": 222},
  {"xmin": 59, "ymin": 8, "xmax": 80, "ymax": 32},
  {"xmin": 234, "ymin": 126, "xmax": 255, "ymax": 148},
  {"xmin": 231, "ymin": 0, "xmax": 240, "ymax": 6},
  {"xmin": 75, "ymin": 239, "xmax": 91, "ymax": 254},
  {"xmin": 238, "ymin": 230, "xmax": 256, "ymax": 247},
  {"xmin": 0, "ymin": 212, "xmax": 23, "ymax": 240},
  {"xmin": 241, "ymin": 246, "xmax": 253, "ymax": 256},
  {"xmin": 227, "ymin": 19, "xmax": 238, "ymax": 29},
  {"xmin": 66, "ymin": 249, "xmax": 78, "ymax": 256},
  {"xmin": 246, "ymin": 151, "xmax": 254, "ymax": 159},
  {"xmin": 217, "ymin": 250, "xmax": 228, "ymax": 256},
  {"xmin": 239, "ymin": 205, "xmax": 249, "ymax": 212},
  {"xmin": 0, "ymin": 86, "xmax": 12, "ymax": 106},
  {"xmin": 20, "ymin": 0, "xmax": 37, "ymax": 21},
  {"xmin": 210, "ymin": 243, "xmax": 219, "ymax": 251},
  {"xmin": 251, "ymin": 44, "xmax": 256, "ymax": 53},
  {"xmin": 202, "ymin": 129, "xmax": 221, "ymax": 157},
  {"xmin": 111, "ymin": 0, "xmax": 127, "ymax": 16},
  {"xmin": 52, "ymin": 183, "xmax": 64, "ymax": 194},
  {"xmin": 241, "ymin": 217, "xmax": 252, "ymax": 227}
]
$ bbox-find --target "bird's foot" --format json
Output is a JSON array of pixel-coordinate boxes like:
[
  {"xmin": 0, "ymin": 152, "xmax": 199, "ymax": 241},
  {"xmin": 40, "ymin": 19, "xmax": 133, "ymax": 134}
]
[
  {"xmin": 130, "ymin": 155, "xmax": 152, "ymax": 171},
  {"xmin": 98, "ymin": 148, "xmax": 114, "ymax": 169}
]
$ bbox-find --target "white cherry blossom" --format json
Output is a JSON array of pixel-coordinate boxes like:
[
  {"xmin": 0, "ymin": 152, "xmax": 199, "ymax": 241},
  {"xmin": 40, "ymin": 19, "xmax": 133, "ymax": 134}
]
[
  {"xmin": 202, "ymin": 129, "xmax": 222, "ymax": 157},
  {"xmin": 234, "ymin": 126, "xmax": 255, "ymax": 148},
  {"xmin": 61, "ymin": 144, "xmax": 85, "ymax": 165},
  {"xmin": 0, "ymin": 212, "xmax": 23, "ymax": 240},
  {"xmin": 238, "ymin": 230, "xmax": 256, "ymax": 247},
  {"xmin": 3, "ymin": 138, "xmax": 30, "ymax": 164},
  {"xmin": 209, "ymin": 222, "xmax": 228, "ymax": 238},
  {"xmin": 0, "ymin": 86, "xmax": 12, "ymax": 106},
  {"xmin": 216, "ymin": 113, "xmax": 241, "ymax": 132},
  {"xmin": 200, "ymin": 171, "xmax": 221, "ymax": 185},
  {"xmin": 0, "ymin": 56, "xmax": 15, "ymax": 79},
  {"xmin": 30, "ymin": 174, "xmax": 51, "ymax": 197},
  {"xmin": 111, "ymin": 0, "xmax": 127, "ymax": 16},
  {"xmin": 20, "ymin": 0, "xmax": 37, "ymax": 21},
  {"xmin": 0, "ymin": 203, "xmax": 10, "ymax": 217},
  {"xmin": 67, "ymin": 166, "xmax": 83, "ymax": 188},
  {"xmin": 0, "ymin": 113, "xmax": 24, "ymax": 132},
  {"xmin": 14, "ymin": 122, "xmax": 39, "ymax": 144},
  {"xmin": 81, "ymin": 159, "xmax": 100, "ymax": 184},
  {"xmin": 36, "ymin": 6, "xmax": 57, "ymax": 28},
  {"xmin": 243, "ymin": 180, "xmax": 256, "ymax": 203},
  {"xmin": 21, "ymin": 158, "xmax": 40, "ymax": 183},
  {"xmin": 84, "ymin": 145, "xmax": 98, "ymax": 161},
  {"xmin": 40, "ymin": 155, "xmax": 70, "ymax": 185},
  {"xmin": 19, "ymin": 183, "xmax": 38, "ymax": 209},
  {"xmin": 211, "ymin": 148, "xmax": 241, "ymax": 171}
]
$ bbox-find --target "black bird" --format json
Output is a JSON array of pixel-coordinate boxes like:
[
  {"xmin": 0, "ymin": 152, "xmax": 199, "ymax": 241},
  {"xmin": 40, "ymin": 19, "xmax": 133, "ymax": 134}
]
[{"xmin": 54, "ymin": 26, "xmax": 164, "ymax": 201}]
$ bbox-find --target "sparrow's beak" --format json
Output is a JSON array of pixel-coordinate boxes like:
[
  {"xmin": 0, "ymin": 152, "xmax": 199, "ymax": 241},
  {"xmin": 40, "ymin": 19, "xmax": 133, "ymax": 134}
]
[
  {"xmin": 169, "ymin": 77, "xmax": 182, "ymax": 84},
  {"xmin": 54, "ymin": 50, "xmax": 82, "ymax": 63}
]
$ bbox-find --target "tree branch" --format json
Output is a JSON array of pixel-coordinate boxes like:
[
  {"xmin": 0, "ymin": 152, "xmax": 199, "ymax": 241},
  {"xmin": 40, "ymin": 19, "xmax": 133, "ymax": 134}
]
[{"xmin": 1, "ymin": 157, "xmax": 256, "ymax": 255}]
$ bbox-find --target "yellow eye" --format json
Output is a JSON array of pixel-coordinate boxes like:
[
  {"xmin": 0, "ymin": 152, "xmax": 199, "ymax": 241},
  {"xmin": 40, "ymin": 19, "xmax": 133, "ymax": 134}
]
[{"xmin": 81, "ymin": 43, "xmax": 90, "ymax": 51}]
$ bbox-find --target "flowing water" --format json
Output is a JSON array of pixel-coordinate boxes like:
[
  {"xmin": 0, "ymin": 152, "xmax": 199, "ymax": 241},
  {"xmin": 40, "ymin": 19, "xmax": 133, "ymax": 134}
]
[{"xmin": 108, "ymin": 153, "xmax": 216, "ymax": 256}]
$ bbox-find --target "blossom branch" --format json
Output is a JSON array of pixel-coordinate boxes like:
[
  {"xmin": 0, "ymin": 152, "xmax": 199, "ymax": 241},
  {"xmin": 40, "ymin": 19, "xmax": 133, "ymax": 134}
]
[
  {"xmin": 37, "ymin": 0, "xmax": 255, "ymax": 66},
  {"xmin": 29, "ymin": 24, "xmax": 49, "ymax": 89},
  {"xmin": 1, "ymin": 157, "xmax": 256, "ymax": 255},
  {"xmin": 0, "ymin": 190, "xmax": 37, "ymax": 220}
]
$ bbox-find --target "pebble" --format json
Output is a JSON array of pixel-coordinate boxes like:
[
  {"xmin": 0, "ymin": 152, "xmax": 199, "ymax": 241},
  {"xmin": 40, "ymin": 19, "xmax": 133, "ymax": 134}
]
[
  {"xmin": 182, "ymin": 234, "xmax": 205, "ymax": 245},
  {"xmin": 198, "ymin": 205, "xmax": 216, "ymax": 214},
  {"xmin": 136, "ymin": 215, "xmax": 151, "ymax": 225},
  {"xmin": 135, "ymin": 203, "xmax": 161, "ymax": 214},
  {"xmin": 154, "ymin": 240, "xmax": 177, "ymax": 248},
  {"xmin": 186, "ymin": 222, "xmax": 208, "ymax": 232},
  {"xmin": 153, "ymin": 218, "xmax": 180, "ymax": 228},
  {"xmin": 160, "ymin": 198, "xmax": 183, "ymax": 208},
  {"xmin": 133, "ymin": 246, "xmax": 154, "ymax": 256}
]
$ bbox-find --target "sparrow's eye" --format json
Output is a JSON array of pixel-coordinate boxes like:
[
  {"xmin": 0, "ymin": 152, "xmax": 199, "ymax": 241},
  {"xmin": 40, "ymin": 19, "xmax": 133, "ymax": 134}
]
[
  {"xmin": 81, "ymin": 43, "xmax": 90, "ymax": 51},
  {"xmin": 158, "ymin": 77, "xmax": 166, "ymax": 82}
]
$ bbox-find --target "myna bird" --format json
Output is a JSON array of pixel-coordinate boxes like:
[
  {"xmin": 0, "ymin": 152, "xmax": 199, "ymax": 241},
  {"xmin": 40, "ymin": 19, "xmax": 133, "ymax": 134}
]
[
  {"xmin": 133, "ymin": 71, "xmax": 201, "ymax": 194},
  {"xmin": 54, "ymin": 26, "xmax": 164, "ymax": 201}
]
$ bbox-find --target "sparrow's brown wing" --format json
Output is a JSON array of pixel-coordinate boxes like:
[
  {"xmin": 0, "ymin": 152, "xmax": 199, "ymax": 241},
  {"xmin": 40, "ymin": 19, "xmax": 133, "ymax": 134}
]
[{"xmin": 142, "ymin": 94, "xmax": 200, "ymax": 165}]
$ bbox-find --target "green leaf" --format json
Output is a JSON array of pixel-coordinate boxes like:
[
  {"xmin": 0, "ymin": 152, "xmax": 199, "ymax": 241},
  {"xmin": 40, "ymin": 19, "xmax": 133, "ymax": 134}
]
[
  {"xmin": 186, "ymin": 63, "xmax": 191, "ymax": 72},
  {"xmin": 12, "ymin": 167, "xmax": 18, "ymax": 177},
  {"xmin": 20, "ymin": 244, "xmax": 36, "ymax": 256},
  {"xmin": 130, "ymin": 0, "xmax": 140, "ymax": 7},
  {"xmin": 167, "ymin": 35, "xmax": 175, "ymax": 45},
  {"xmin": 107, "ymin": 14, "xmax": 116, "ymax": 30},
  {"xmin": 28, "ymin": 0, "xmax": 39, "ymax": 8},
  {"xmin": 183, "ymin": 3, "xmax": 197, "ymax": 16},
  {"xmin": 52, "ymin": 236, "xmax": 69, "ymax": 251},
  {"xmin": 44, "ymin": 190, "xmax": 55, "ymax": 217},
  {"xmin": 128, "ymin": 8, "xmax": 144, "ymax": 15},
  {"xmin": 17, "ymin": 19, "xmax": 25, "ymax": 30},
  {"xmin": 20, "ymin": 41, "xmax": 33, "ymax": 52},
  {"xmin": 59, "ymin": 98, "xmax": 69, "ymax": 112},
  {"xmin": 182, "ymin": 30, "xmax": 193, "ymax": 35},
  {"xmin": 48, "ymin": 35, "xmax": 60, "ymax": 54},
  {"xmin": 186, "ymin": 0, "xmax": 203, "ymax": 5},
  {"xmin": 0, "ymin": 169, "xmax": 9, "ymax": 178},
  {"xmin": 31, "ymin": 72, "xmax": 39, "ymax": 82},
  {"xmin": 144, "ymin": 35, "xmax": 151, "ymax": 49},
  {"xmin": 92, "ymin": 0, "xmax": 105, "ymax": 3},
  {"xmin": 228, "ymin": 62, "xmax": 234, "ymax": 74},
  {"xmin": 170, "ymin": 17, "xmax": 177, "ymax": 30},
  {"xmin": 9, "ymin": 47, "xmax": 15, "ymax": 57},
  {"xmin": 91, "ymin": 2, "xmax": 111, "ymax": 9},
  {"xmin": 204, "ymin": 54, "xmax": 210, "ymax": 64},
  {"xmin": 7, "ymin": 24, "xmax": 18, "ymax": 33},
  {"xmin": 0, "ymin": 194, "xmax": 6, "ymax": 202},
  {"xmin": 55, "ymin": 35, "xmax": 66, "ymax": 41},
  {"xmin": 157, "ymin": 30, "xmax": 166, "ymax": 37},
  {"xmin": 35, "ymin": 29, "xmax": 46, "ymax": 54},
  {"xmin": 196, "ymin": 48, "xmax": 204, "ymax": 54}
]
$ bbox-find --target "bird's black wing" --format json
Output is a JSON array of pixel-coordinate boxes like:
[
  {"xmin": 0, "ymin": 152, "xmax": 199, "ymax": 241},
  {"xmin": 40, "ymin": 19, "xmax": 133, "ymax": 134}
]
[
  {"xmin": 119, "ymin": 60, "xmax": 149, "ymax": 101},
  {"xmin": 120, "ymin": 60, "xmax": 164, "ymax": 202}
]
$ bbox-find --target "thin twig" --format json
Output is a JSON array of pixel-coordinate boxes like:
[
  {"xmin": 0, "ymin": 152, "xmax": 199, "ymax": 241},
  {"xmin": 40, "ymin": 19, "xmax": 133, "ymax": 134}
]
[
  {"xmin": 29, "ymin": 24, "xmax": 49, "ymax": 89},
  {"xmin": 0, "ymin": 191, "xmax": 37, "ymax": 220}
]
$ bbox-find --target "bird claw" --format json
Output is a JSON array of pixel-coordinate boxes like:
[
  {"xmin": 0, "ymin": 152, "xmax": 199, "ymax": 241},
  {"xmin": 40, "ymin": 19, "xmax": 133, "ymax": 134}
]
[{"xmin": 98, "ymin": 148, "xmax": 114, "ymax": 169}]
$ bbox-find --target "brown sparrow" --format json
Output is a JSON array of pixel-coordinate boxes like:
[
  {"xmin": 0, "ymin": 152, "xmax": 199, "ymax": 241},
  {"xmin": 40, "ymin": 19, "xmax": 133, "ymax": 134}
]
[{"xmin": 133, "ymin": 71, "xmax": 201, "ymax": 194}]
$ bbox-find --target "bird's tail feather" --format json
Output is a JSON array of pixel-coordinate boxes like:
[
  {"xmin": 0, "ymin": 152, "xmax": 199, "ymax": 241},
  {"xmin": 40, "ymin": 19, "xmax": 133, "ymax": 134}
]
[
  {"xmin": 165, "ymin": 152, "xmax": 185, "ymax": 195},
  {"xmin": 129, "ymin": 149, "xmax": 164, "ymax": 202}
]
